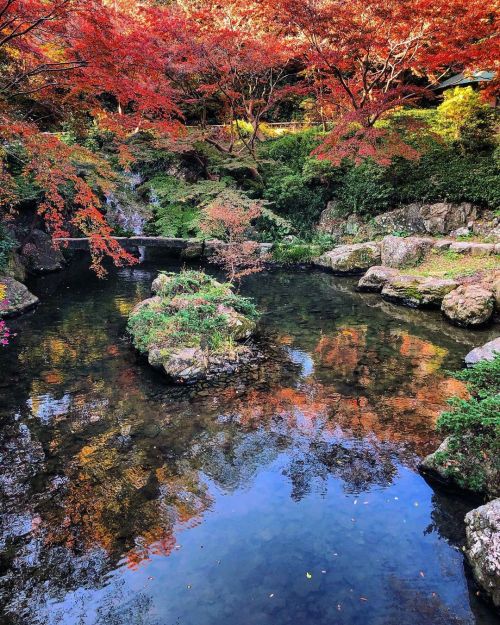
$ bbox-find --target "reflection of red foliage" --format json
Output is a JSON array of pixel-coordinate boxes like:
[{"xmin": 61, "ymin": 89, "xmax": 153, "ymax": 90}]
[{"xmin": 314, "ymin": 327, "xmax": 366, "ymax": 374}]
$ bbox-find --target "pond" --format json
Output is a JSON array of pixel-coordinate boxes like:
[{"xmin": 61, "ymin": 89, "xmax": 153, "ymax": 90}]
[{"xmin": 1, "ymin": 258, "xmax": 499, "ymax": 625}]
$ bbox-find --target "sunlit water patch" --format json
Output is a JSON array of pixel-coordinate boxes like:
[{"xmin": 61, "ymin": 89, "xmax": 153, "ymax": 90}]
[{"xmin": 0, "ymin": 259, "xmax": 498, "ymax": 625}]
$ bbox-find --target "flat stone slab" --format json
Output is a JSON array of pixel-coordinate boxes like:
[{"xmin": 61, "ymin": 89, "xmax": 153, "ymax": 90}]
[
  {"xmin": 381, "ymin": 274, "xmax": 458, "ymax": 308},
  {"xmin": 449, "ymin": 242, "xmax": 496, "ymax": 256}
]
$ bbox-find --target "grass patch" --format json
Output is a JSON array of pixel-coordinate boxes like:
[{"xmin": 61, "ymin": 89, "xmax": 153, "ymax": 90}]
[{"xmin": 400, "ymin": 249, "xmax": 500, "ymax": 279}]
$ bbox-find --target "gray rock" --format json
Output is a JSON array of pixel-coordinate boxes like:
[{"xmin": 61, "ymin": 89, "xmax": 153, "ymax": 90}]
[
  {"xmin": 449, "ymin": 242, "xmax": 495, "ymax": 256},
  {"xmin": 314, "ymin": 242, "xmax": 381, "ymax": 274},
  {"xmin": 372, "ymin": 202, "xmax": 477, "ymax": 236},
  {"xmin": 465, "ymin": 499, "xmax": 500, "ymax": 609},
  {"xmin": 381, "ymin": 236, "xmax": 434, "ymax": 268},
  {"xmin": 0, "ymin": 276, "xmax": 39, "ymax": 317},
  {"xmin": 465, "ymin": 338, "xmax": 500, "ymax": 366},
  {"xmin": 5, "ymin": 251, "xmax": 26, "ymax": 282},
  {"xmin": 442, "ymin": 285, "xmax": 495, "ymax": 327},
  {"xmin": 433, "ymin": 239, "xmax": 453, "ymax": 251},
  {"xmin": 151, "ymin": 273, "xmax": 173, "ymax": 294},
  {"xmin": 381, "ymin": 274, "xmax": 458, "ymax": 308},
  {"xmin": 21, "ymin": 229, "xmax": 65, "ymax": 274},
  {"xmin": 419, "ymin": 438, "xmax": 454, "ymax": 485},
  {"xmin": 450, "ymin": 227, "xmax": 471, "ymax": 237},
  {"xmin": 357, "ymin": 266, "xmax": 398, "ymax": 292}
]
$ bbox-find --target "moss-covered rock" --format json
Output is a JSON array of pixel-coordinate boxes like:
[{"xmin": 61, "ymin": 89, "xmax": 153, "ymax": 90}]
[
  {"xmin": 128, "ymin": 270, "xmax": 259, "ymax": 383},
  {"xmin": 314, "ymin": 242, "xmax": 381, "ymax": 274},
  {"xmin": 381, "ymin": 274, "xmax": 458, "ymax": 308},
  {"xmin": 0, "ymin": 276, "xmax": 39, "ymax": 318}
]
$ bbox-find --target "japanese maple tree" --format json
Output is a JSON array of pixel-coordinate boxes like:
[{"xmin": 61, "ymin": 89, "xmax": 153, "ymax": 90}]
[{"xmin": 262, "ymin": 0, "xmax": 498, "ymax": 164}]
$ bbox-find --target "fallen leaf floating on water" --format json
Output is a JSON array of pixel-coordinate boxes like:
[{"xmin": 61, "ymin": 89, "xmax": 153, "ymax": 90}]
[
  {"xmin": 419, "ymin": 571, "xmax": 425, "ymax": 578},
  {"xmin": 306, "ymin": 572, "xmax": 312, "ymax": 579},
  {"xmin": 269, "ymin": 594, "xmax": 274, "ymax": 598},
  {"xmin": 360, "ymin": 597, "xmax": 368, "ymax": 602}
]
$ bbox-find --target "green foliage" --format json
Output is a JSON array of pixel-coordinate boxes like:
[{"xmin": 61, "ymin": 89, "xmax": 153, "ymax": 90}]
[
  {"xmin": 128, "ymin": 270, "xmax": 258, "ymax": 355},
  {"xmin": 391, "ymin": 146, "xmax": 500, "ymax": 209},
  {"xmin": 145, "ymin": 175, "xmax": 201, "ymax": 237},
  {"xmin": 434, "ymin": 87, "xmax": 498, "ymax": 153},
  {"xmin": 450, "ymin": 353, "xmax": 500, "ymax": 398},
  {"xmin": 272, "ymin": 243, "xmax": 319, "ymax": 263},
  {"xmin": 258, "ymin": 130, "xmax": 339, "ymax": 232},
  {"xmin": 435, "ymin": 354, "xmax": 500, "ymax": 493},
  {"xmin": 0, "ymin": 224, "xmax": 16, "ymax": 272},
  {"xmin": 336, "ymin": 160, "xmax": 393, "ymax": 216}
]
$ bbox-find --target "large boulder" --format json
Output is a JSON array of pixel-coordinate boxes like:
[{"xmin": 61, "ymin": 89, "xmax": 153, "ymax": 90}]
[
  {"xmin": 357, "ymin": 266, "xmax": 398, "ymax": 292},
  {"xmin": 0, "ymin": 276, "xmax": 39, "ymax": 317},
  {"xmin": 465, "ymin": 499, "xmax": 500, "ymax": 609},
  {"xmin": 381, "ymin": 236, "xmax": 434, "ymax": 268},
  {"xmin": 442, "ymin": 285, "xmax": 495, "ymax": 327},
  {"xmin": 381, "ymin": 274, "xmax": 458, "ymax": 308},
  {"xmin": 21, "ymin": 229, "xmax": 65, "ymax": 274},
  {"xmin": 465, "ymin": 338, "xmax": 500, "ymax": 367},
  {"xmin": 314, "ymin": 242, "xmax": 381, "ymax": 274}
]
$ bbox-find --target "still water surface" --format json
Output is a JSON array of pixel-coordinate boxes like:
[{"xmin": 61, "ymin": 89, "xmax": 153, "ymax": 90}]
[{"xmin": 1, "ymin": 259, "xmax": 499, "ymax": 625}]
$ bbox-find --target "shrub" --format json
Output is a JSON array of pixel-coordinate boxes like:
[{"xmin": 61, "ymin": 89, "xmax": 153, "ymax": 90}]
[
  {"xmin": 434, "ymin": 86, "xmax": 498, "ymax": 153},
  {"xmin": 336, "ymin": 160, "xmax": 394, "ymax": 216},
  {"xmin": 390, "ymin": 147, "xmax": 500, "ymax": 209},
  {"xmin": 127, "ymin": 270, "xmax": 258, "ymax": 355},
  {"xmin": 435, "ymin": 354, "xmax": 500, "ymax": 493},
  {"xmin": 258, "ymin": 130, "xmax": 339, "ymax": 232}
]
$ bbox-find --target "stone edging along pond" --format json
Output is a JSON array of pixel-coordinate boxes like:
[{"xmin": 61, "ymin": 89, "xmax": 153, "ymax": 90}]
[{"xmin": 312, "ymin": 235, "xmax": 500, "ymax": 329}]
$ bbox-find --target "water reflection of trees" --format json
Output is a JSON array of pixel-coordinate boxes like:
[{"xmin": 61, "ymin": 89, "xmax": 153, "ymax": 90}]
[{"xmin": 0, "ymin": 266, "xmax": 478, "ymax": 624}]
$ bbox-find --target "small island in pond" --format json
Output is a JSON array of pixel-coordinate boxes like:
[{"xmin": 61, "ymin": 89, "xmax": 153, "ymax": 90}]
[{"xmin": 127, "ymin": 270, "xmax": 260, "ymax": 383}]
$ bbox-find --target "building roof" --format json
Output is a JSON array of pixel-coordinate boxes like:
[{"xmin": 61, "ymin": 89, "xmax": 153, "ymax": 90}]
[{"xmin": 436, "ymin": 71, "xmax": 495, "ymax": 90}]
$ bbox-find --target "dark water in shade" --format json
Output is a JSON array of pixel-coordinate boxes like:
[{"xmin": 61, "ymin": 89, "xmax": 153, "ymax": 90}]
[{"xmin": 1, "ymin": 258, "xmax": 499, "ymax": 625}]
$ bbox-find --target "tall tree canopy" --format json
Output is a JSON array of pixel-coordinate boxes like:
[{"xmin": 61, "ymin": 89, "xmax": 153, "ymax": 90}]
[{"xmin": 0, "ymin": 0, "xmax": 497, "ymax": 270}]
